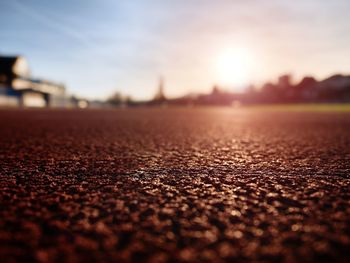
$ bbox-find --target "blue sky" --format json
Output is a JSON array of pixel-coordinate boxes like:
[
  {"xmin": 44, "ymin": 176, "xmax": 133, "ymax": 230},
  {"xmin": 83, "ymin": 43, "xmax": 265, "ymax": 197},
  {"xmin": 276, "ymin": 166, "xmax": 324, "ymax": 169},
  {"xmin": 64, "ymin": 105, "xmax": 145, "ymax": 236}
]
[{"xmin": 1, "ymin": 0, "xmax": 350, "ymax": 100}]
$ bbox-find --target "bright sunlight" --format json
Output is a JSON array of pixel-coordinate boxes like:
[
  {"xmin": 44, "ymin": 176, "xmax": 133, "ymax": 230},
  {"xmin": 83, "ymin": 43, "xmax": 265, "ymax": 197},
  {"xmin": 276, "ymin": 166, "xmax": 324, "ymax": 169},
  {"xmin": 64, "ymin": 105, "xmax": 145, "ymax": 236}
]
[{"xmin": 214, "ymin": 47, "xmax": 255, "ymax": 91}]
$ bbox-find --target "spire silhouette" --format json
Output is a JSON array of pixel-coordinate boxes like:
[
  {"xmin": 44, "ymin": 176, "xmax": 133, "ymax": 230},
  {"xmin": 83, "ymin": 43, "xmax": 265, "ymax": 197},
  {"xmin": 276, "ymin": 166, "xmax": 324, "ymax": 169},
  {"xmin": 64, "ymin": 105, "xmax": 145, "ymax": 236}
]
[{"xmin": 153, "ymin": 76, "xmax": 166, "ymax": 101}]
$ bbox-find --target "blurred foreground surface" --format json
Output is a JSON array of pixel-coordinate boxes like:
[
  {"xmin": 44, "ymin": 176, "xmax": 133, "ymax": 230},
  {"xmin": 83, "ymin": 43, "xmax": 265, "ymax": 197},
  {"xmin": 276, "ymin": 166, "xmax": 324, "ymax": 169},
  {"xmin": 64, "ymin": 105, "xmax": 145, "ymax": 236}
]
[{"xmin": 0, "ymin": 108, "xmax": 349, "ymax": 263}]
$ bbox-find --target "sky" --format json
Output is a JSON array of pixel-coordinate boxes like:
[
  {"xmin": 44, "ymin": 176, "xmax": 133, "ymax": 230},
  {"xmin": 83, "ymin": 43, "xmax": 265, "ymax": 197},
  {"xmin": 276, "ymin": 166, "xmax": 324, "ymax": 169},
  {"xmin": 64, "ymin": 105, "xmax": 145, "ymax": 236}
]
[{"xmin": 1, "ymin": 0, "xmax": 350, "ymax": 100}]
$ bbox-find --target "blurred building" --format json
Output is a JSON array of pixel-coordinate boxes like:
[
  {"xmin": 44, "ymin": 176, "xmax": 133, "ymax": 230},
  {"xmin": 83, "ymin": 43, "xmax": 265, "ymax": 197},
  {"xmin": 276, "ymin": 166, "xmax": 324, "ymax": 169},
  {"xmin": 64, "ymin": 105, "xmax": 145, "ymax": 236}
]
[{"xmin": 0, "ymin": 56, "xmax": 69, "ymax": 107}]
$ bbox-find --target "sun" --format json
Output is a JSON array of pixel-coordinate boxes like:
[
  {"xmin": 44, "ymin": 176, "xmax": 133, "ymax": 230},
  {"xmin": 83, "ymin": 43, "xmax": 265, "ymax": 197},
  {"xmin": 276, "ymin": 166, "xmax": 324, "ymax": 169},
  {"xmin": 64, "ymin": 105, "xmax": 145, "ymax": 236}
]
[{"xmin": 214, "ymin": 47, "xmax": 254, "ymax": 90}]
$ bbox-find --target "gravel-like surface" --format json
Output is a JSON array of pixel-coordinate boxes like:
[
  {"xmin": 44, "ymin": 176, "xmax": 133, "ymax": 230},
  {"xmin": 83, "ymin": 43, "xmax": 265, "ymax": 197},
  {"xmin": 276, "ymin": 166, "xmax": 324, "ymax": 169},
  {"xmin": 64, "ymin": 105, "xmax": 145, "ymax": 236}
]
[{"xmin": 0, "ymin": 108, "xmax": 349, "ymax": 263}]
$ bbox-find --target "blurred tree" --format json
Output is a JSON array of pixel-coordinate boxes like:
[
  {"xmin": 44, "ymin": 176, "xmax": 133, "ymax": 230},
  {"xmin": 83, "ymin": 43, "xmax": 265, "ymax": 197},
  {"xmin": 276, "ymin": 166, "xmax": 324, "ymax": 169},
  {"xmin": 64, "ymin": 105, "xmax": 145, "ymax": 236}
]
[
  {"xmin": 107, "ymin": 92, "xmax": 133, "ymax": 107},
  {"xmin": 277, "ymin": 74, "xmax": 292, "ymax": 89},
  {"xmin": 107, "ymin": 92, "xmax": 123, "ymax": 106}
]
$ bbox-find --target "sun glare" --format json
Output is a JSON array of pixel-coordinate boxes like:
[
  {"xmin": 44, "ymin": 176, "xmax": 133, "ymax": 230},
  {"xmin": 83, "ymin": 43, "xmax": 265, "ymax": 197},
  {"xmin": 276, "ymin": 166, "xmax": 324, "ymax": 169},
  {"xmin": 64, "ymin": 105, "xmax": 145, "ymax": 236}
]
[{"xmin": 215, "ymin": 48, "xmax": 254, "ymax": 91}]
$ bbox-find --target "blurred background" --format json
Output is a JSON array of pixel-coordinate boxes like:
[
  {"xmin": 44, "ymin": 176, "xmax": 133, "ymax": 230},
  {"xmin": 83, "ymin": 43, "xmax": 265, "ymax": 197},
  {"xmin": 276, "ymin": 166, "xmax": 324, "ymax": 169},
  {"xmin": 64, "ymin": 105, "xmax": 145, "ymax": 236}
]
[{"xmin": 1, "ymin": 0, "xmax": 350, "ymax": 108}]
